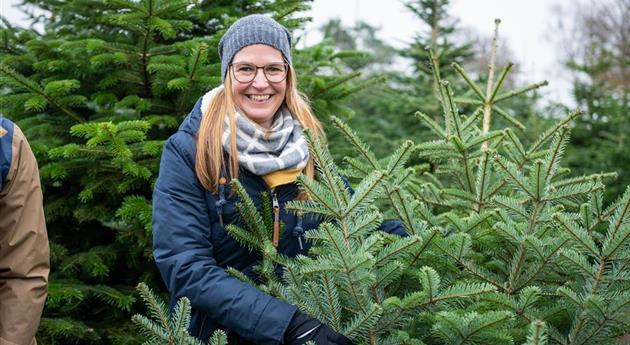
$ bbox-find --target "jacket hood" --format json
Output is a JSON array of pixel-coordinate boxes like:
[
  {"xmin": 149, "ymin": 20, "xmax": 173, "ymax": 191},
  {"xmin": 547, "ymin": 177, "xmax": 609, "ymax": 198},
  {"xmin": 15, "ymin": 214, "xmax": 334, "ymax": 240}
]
[{"xmin": 178, "ymin": 85, "xmax": 225, "ymax": 136}]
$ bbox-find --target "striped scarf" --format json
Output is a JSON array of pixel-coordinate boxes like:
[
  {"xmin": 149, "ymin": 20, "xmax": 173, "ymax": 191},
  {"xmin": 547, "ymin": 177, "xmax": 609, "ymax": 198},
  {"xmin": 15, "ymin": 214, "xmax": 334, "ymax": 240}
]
[{"xmin": 222, "ymin": 106, "xmax": 309, "ymax": 176}]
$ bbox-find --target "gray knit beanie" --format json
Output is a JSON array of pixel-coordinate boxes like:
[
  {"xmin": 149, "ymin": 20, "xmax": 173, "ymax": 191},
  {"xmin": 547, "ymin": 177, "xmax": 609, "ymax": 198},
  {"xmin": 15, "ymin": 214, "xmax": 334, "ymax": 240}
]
[{"xmin": 218, "ymin": 14, "xmax": 292, "ymax": 82}]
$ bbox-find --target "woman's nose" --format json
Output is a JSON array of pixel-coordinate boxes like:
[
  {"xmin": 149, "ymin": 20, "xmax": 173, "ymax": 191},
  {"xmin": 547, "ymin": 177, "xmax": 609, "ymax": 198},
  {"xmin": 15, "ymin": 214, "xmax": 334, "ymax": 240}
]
[{"xmin": 251, "ymin": 69, "xmax": 269, "ymax": 88}]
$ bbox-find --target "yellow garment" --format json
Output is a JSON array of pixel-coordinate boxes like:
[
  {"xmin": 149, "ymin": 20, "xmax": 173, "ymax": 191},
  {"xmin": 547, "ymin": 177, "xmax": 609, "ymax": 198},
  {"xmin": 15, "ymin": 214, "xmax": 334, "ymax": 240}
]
[{"xmin": 262, "ymin": 167, "xmax": 303, "ymax": 189}]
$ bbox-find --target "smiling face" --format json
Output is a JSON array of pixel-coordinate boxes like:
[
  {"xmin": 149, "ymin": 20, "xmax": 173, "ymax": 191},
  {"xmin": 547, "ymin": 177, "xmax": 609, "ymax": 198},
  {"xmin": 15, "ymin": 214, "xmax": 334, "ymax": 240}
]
[{"xmin": 230, "ymin": 44, "xmax": 287, "ymax": 129}]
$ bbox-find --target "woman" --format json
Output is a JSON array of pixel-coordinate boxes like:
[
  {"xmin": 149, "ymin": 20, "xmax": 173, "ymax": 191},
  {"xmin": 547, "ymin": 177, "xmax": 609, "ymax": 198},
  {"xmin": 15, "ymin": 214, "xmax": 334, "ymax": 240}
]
[{"xmin": 152, "ymin": 14, "xmax": 406, "ymax": 345}]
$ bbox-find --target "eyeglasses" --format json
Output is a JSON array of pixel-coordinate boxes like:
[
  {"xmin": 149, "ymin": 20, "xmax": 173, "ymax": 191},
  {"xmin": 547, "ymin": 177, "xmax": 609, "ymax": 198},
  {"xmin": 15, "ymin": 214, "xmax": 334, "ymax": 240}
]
[{"xmin": 230, "ymin": 62, "xmax": 289, "ymax": 83}]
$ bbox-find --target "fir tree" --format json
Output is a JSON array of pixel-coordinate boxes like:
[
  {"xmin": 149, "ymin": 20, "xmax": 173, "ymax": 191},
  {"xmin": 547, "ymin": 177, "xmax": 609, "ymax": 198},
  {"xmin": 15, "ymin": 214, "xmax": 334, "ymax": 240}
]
[
  {"xmin": 400, "ymin": 48, "xmax": 629, "ymax": 344},
  {"xmin": 225, "ymin": 126, "xmax": 497, "ymax": 345}
]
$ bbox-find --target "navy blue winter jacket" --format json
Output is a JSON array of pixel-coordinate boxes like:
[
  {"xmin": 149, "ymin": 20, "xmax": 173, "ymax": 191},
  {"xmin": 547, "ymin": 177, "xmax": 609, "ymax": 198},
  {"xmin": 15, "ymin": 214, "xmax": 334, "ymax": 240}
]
[{"xmin": 152, "ymin": 96, "xmax": 406, "ymax": 344}]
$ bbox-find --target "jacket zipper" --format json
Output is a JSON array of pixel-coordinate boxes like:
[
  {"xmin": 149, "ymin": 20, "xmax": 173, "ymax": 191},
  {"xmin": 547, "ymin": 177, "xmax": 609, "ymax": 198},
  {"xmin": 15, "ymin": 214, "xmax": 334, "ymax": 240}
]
[{"xmin": 272, "ymin": 190, "xmax": 280, "ymax": 248}]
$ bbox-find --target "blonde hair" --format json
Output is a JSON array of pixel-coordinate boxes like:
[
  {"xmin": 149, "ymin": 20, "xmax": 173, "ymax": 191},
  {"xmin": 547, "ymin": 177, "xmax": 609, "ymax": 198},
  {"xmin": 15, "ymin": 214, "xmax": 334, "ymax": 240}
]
[{"xmin": 195, "ymin": 66, "xmax": 323, "ymax": 193}]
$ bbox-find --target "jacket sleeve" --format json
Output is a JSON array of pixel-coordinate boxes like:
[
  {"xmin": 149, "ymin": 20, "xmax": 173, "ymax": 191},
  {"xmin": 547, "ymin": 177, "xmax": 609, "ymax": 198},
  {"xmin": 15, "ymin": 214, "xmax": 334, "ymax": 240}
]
[
  {"xmin": 152, "ymin": 133, "xmax": 296, "ymax": 345},
  {"xmin": 0, "ymin": 124, "xmax": 49, "ymax": 345}
]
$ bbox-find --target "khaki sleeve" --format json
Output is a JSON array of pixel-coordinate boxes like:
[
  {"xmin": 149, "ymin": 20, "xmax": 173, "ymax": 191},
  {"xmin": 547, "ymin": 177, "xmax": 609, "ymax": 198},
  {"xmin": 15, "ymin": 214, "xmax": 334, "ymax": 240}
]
[{"xmin": 0, "ymin": 125, "xmax": 49, "ymax": 345}]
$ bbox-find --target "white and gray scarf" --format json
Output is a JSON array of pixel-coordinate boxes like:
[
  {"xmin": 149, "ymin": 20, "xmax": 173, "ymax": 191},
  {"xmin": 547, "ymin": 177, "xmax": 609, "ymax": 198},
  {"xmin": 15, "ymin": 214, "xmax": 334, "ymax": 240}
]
[{"xmin": 201, "ymin": 86, "xmax": 309, "ymax": 175}]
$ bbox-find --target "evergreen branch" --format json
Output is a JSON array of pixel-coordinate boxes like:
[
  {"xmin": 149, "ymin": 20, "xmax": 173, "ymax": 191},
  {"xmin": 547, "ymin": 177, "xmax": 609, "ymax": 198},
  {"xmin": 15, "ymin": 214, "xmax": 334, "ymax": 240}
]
[
  {"xmin": 285, "ymin": 199, "xmax": 336, "ymax": 219},
  {"xmin": 176, "ymin": 42, "xmax": 208, "ymax": 113},
  {"xmin": 493, "ymin": 155, "xmax": 535, "ymax": 199},
  {"xmin": 131, "ymin": 314, "xmax": 170, "ymax": 343},
  {"xmin": 408, "ymin": 228, "xmax": 439, "ymax": 268},
  {"xmin": 330, "ymin": 116, "xmax": 380, "ymax": 169},
  {"xmin": 602, "ymin": 186, "xmax": 630, "ymax": 260},
  {"xmin": 554, "ymin": 214, "xmax": 600, "ymax": 258},
  {"xmin": 372, "ymin": 262, "xmax": 403, "ymax": 291},
  {"xmin": 319, "ymin": 223, "xmax": 365, "ymax": 312},
  {"xmin": 507, "ymin": 244, "xmax": 529, "ymax": 293},
  {"xmin": 493, "ymin": 221, "xmax": 523, "ymax": 244},
  {"xmin": 374, "ymin": 236, "xmax": 422, "ymax": 267},
  {"xmin": 385, "ymin": 140, "xmax": 415, "ymax": 176},
  {"xmin": 416, "ymin": 139, "xmax": 459, "ymax": 157},
  {"xmin": 486, "ymin": 111, "xmax": 581, "ymax": 200},
  {"xmin": 516, "ymin": 238, "xmax": 569, "ymax": 291},
  {"xmin": 442, "ymin": 81, "xmax": 463, "ymax": 139},
  {"xmin": 231, "ymin": 180, "xmax": 267, "ymax": 242},
  {"xmin": 303, "ymin": 281, "xmax": 328, "ymax": 321},
  {"xmin": 588, "ymin": 196, "xmax": 619, "ymax": 233},
  {"xmin": 225, "ymin": 267, "xmax": 256, "ymax": 285},
  {"xmin": 532, "ymin": 160, "xmax": 545, "ymax": 200},
  {"xmin": 543, "ymin": 127, "xmax": 570, "ymax": 184},
  {"xmin": 480, "ymin": 21, "xmax": 501, "ymax": 146},
  {"xmin": 524, "ymin": 320, "xmax": 548, "ymax": 345},
  {"xmin": 475, "ymin": 150, "xmax": 492, "ymax": 212},
  {"xmin": 418, "ymin": 266, "xmax": 440, "ymax": 301},
  {"xmin": 347, "ymin": 211, "xmax": 382, "ymax": 238},
  {"xmin": 493, "ymin": 105, "xmax": 526, "ymax": 130},
  {"xmin": 552, "ymin": 172, "xmax": 616, "ymax": 189},
  {"xmin": 435, "ymin": 282, "xmax": 497, "ymax": 303},
  {"xmin": 567, "ymin": 259, "xmax": 608, "ymax": 344},
  {"xmin": 343, "ymin": 157, "xmax": 371, "ymax": 178},
  {"xmin": 528, "ymin": 110, "xmax": 581, "ymax": 155},
  {"xmin": 451, "ymin": 62, "xmax": 485, "ymax": 101},
  {"xmin": 318, "ymin": 71, "xmax": 362, "ymax": 96},
  {"xmin": 493, "ymin": 80, "xmax": 549, "ymax": 103},
  {"xmin": 465, "ymin": 130, "xmax": 504, "ymax": 151},
  {"xmin": 210, "ymin": 330, "xmax": 228, "ymax": 345},
  {"xmin": 434, "ymin": 239, "xmax": 504, "ymax": 290},
  {"xmin": 342, "ymin": 303, "xmax": 382, "ymax": 339},
  {"xmin": 321, "ymin": 273, "xmax": 343, "ymax": 331},
  {"xmin": 455, "ymin": 311, "xmax": 513, "ymax": 345},
  {"xmin": 172, "ymin": 296, "xmax": 193, "ymax": 341},
  {"xmin": 388, "ymin": 187, "xmax": 417, "ymax": 235},
  {"xmin": 344, "ymin": 170, "xmax": 385, "ymax": 218},
  {"xmin": 462, "ymin": 106, "xmax": 484, "ymax": 132},
  {"xmin": 491, "ymin": 196, "xmax": 528, "ymax": 220},
  {"xmin": 543, "ymin": 181, "xmax": 600, "ymax": 202},
  {"xmin": 0, "ymin": 64, "xmax": 85, "ymax": 123},
  {"xmin": 489, "ymin": 63, "xmax": 514, "ymax": 102},
  {"xmin": 135, "ymin": 283, "xmax": 174, "ymax": 340},
  {"xmin": 293, "ymin": 176, "xmax": 341, "ymax": 218},
  {"xmin": 415, "ymin": 111, "xmax": 446, "ymax": 139},
  {"xmin": 504, "ymin": 129, "xmax": 527, "ymax": 161},
  {"xmin": 304, "ymin": 129, "xmax": 347, "ymax": 211},
  {"xmin": 463, "ymin": 212, "xmax": 494, "ymax": 233}
]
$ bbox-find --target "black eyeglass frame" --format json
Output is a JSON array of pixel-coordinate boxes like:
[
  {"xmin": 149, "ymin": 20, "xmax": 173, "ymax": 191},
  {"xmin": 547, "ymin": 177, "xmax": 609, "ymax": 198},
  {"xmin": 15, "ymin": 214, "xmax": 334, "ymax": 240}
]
[{"xmin": 229, "ymin": 62, "xmax": 289, "ymax": 83}]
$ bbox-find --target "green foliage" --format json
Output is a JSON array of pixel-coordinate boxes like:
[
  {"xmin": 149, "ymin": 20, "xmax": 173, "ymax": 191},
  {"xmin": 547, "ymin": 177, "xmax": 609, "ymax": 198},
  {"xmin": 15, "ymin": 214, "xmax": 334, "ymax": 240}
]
[
  {"xmin": 132, "ymin": 283, "xmax": 228, "ymax": 345},
  {"xmin": 394, "ymin": 50, "xmax": 629, "ymax": 344},
  {"xmin": 226, "ymin": 124, "xmax": 498, "ymax": 343}
]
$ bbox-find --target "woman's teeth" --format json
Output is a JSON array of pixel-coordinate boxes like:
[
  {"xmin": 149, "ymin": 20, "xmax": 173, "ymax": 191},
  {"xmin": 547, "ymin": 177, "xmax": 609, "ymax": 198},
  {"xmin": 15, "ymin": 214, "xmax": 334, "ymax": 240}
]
[{"xmin": 248, "ymin": 94, "xmax": 271, "ymax": 101}]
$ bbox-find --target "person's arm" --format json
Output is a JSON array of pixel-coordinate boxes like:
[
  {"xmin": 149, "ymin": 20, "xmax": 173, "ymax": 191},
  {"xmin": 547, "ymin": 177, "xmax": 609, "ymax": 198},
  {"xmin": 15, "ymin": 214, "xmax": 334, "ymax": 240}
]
[
  {"xmin": 152, "ymin": 133, "xmax": 296, "ymax": 345},
  {"xmin": 0, "ymin": 122, "xmax": 50, "ymax": 345}
]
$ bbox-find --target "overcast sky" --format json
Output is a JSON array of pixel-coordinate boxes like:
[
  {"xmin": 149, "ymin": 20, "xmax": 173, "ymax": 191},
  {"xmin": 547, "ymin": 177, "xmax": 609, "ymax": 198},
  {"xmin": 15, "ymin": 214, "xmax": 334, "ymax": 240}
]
[
  {"xmin": 1, "ymin": 0, "xmax": 575, "ymax": 104},
  {"xmin": 302, "ymin": 0, "xmax": 575, "ymax": 105}
]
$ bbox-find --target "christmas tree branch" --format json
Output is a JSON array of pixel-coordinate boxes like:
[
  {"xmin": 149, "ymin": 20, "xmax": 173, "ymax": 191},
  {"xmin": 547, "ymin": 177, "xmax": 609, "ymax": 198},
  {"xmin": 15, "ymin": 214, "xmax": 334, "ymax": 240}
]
[{"xmin": 0, "ymin": 64, "xmax": 85, "ymax": 123}]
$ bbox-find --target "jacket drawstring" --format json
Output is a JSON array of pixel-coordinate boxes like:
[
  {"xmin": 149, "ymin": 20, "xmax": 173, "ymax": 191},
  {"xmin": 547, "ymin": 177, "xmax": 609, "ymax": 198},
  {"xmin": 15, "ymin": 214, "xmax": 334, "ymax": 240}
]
[
  {"xmin": 216, "ymin": 177, "xmax": 227, "ymax": 226},
  {"xmin": 293, "ymin": 213, "xmax": 304, "ymax": 250}
]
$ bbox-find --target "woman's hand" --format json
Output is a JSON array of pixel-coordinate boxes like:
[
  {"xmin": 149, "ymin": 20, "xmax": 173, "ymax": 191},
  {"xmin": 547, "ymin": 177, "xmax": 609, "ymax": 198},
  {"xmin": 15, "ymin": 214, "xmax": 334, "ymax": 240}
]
[{"xmin": 284, "ymin": 310, "xmax": 353, "ymax": 345}]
